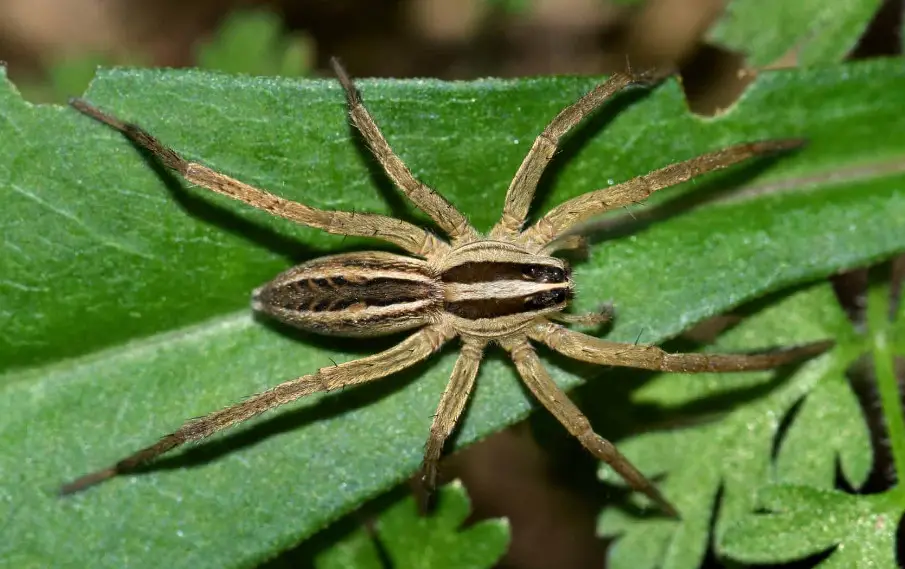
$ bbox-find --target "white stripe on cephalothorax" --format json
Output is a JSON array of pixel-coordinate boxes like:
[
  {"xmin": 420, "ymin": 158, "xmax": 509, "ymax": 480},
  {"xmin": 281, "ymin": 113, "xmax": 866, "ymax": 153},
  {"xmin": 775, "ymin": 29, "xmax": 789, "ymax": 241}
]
[{"xmin": 444, "ymin": 280, "xmax": 567, "ymax": 301}]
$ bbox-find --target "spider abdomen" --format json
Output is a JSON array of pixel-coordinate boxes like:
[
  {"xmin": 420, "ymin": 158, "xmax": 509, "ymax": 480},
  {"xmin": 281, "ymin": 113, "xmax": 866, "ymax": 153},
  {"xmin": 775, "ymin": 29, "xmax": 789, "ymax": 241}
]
[{"xmin": 252, "ymin": 251, "xmax": 443, "ymax": 337}]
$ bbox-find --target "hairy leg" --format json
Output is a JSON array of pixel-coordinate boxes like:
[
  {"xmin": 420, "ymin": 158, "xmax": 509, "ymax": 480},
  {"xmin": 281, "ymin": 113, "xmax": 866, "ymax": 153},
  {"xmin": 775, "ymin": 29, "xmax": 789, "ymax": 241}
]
[
  {"xmin": 421, "ymin": 339, "xmax": 485, "ymax": 491},
  {"xmin": 504, "ymin": 338, "xmax": 678, "ymax": 517},
  {"xmin": 61, "ymin": 326, "xmax": 453, "ymax": 494},
  {"xmin": 520, "ymin": 139, "xmax": 804, "ymax": 251},
  {"xmin": 330, "ymin": 58, "xmax": 478, "ymax": 243},
  {"xmin": 540, "ymin": 234, "xmax": 589, "ymax": 256},
  {"xmin": 70, "ymin": 99, "xmax": 445, "ymax": 258},
  {"xmin": 530, "ymin": 320, "xmax": 832, "ymax": 372},
  {"xmin": 490, "ymin": 72, "xmax": 647, "ymax": 237},
  {"xmin": 548, "ymin": 306, "xmax": 613, "ymax": 327}
]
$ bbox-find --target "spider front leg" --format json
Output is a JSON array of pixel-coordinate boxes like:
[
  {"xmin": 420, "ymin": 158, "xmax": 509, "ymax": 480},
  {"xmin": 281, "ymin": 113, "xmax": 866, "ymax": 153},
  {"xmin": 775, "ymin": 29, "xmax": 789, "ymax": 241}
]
[
  {"xmin": 69, "ymin": 99, "xmax": 446, "ymax": 258},
  {"xmin": 330, "ymin": 58, "xmax": 478, "ymax": 244},
  {"xmin": 540, "ymin": 234, "xmax": 589, "ymax": 256},
  {"xmin": 531, "ymin": 321, "xmax": 832, "ymax": 372},
  {"xmin": 549, "ymin": 301, "xmax": 614, "ymax": 328},
  {"xmin": 490, "ymin": 72, "xmax": 646, "ymax": 238},
  {"xmin": 503, "ymin": 339, "xmax": 678, "ymax": 517},
  {"xmin": 421, "ymin": 340, "xmax": 485, "ymax": 492},
  {"xmin": 520, "ymin": 139, "xmax": 805, "ymax": 251},
  {"xmin": 61, "ymin": 326, "xmax": 453, "ymax": 495}
]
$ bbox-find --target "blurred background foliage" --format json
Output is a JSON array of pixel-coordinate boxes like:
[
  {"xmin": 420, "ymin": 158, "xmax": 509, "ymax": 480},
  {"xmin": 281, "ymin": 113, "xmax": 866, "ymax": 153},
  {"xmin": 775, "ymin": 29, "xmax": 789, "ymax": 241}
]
[{"xmin": 1, "ymin": 1, "xmax": 902, "ymax": 568}]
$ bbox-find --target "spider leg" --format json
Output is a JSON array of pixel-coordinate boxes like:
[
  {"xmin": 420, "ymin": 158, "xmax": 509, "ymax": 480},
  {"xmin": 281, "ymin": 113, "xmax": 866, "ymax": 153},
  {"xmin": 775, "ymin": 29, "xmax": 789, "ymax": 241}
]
[
  {"xmin": 421, "ymin": 339, "xmax": 485, "ymax": 492},
  {"xmin": 60, "ymin": 326, "xmax": 453, "ymax": 495},
  {"xmin": 69, "ymin": 99, "xmax": 446, "ymax": 258},
  {"xmin": 548, "ymin": 304, "xmax": 613, "ymax": 327},
  {"xmin": 530, "ymin": 321, "xmax": 832, "ymax": 372},
  {"xmin": 540, "ymin": 234, "xmax": 589, "ymax": 257},
  {"xmin": 503, "ymin": 338, "xmax": 678, "ymax": 517},
  {"xmin": 490, "ymin": 71, "xmax": 647, "ymax": 238},
  {"xmin": 520, "ymin": 139, "xmax": 805, "ymax": 251},
  {"xmin": 330, "ymin": 58, "xmax": 478, "ymax": 244}
]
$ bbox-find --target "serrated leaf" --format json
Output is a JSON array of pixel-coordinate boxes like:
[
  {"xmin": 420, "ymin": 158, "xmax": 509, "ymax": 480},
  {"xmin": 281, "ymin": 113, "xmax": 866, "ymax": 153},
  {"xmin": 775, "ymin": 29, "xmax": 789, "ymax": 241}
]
[
  {"xmin": 599, "ymin": 512, "xmax": 673, "ymax": 569},
  {"xmin": 315, "ymin": 481, "xmax": 509, "ymax": 569},
  {"xmin": 314, "ymin": 530, "xmax": 383, "ymax": 569},
  {"xmin": 379, "ymin": 481, "xmax": 509, "ymax": 568},
  {"xmin": 720, "ymin": 485, "xmax": 899, "ymax": 568},
  {"xmin": 707, "ymin": 0, "xmax": 882, "ymax": 66},
  {"xmin": 2, "ymin": 59, "xmax": 905, "ymax": 568},
  {"xmin": 602, "ymin": 266, "xmax": 905, "ymax": 568},
  {"xmin": 598, "ymin": 283, "xmax": 855, "ymax": 569},
  {"xmin": 774, "ymin": 371, "xmax": 872, "ymax": 489}
]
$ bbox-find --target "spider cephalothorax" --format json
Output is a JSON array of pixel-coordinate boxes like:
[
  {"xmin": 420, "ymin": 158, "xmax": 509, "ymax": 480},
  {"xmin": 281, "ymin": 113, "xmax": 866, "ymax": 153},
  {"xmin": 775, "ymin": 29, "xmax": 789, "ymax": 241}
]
[{"xmin": 62, "ymin": 59, "xmax": 829, "ymax": 516}]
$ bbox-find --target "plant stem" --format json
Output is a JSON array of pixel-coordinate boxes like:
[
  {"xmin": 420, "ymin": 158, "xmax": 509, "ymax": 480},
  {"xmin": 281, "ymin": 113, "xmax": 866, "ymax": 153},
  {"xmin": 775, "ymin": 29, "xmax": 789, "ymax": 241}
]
[{"xmin": 868, "ymin": 282, "xmax": 905, "ymax": 494}]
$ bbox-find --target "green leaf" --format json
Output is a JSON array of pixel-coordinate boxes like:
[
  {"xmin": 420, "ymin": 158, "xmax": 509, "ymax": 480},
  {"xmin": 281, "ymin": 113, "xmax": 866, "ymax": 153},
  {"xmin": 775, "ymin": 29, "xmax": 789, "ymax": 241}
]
[
  {"xmin": 720, "ymin": 268, "xmax": 905, "ymax": 569},
  {"xmin": 315, "ymin": 531, "xmax": 383, "ymax": 569},
  {"xmin": 16, "ymin": 53, "xmax": 140, "ymax": 104},
  {"xmin": 597, "ymin": 283, "xmax": 856, "ymax": 569},
  {"xmin": 2, "ymin": 58, "xmax": 905, "ymax": 568},
  {"xmin": 601, "ymin": 265, "xmax": 905, "ymax": 568},
  {"xmin": 598, "ymin": 510, "xmax": 673, "ymax": 569},
  {"xmin": 720, "ymin": 485, "xmax": 898, "ymax": 568},
  {"xmin": 316, "ymin": 481, "xmax": 509, "ymax": 569},
  {"xmin": 196, "ymin": 10, "xmax": 312, "ymax": 77},
  {"xmin": 707, "ymin": 0, "xmax": 882, "ymax": 66},
  {"xmin": 774, "ymin": 370, "xmax": 872, "ymax": 489}
]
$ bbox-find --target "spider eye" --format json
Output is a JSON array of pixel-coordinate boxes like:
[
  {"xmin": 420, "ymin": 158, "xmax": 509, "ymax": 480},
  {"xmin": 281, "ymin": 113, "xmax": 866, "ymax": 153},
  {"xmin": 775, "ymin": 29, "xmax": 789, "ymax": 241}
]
[
  {"xmin": 524, "ymin": 288, "xmax": 569, "ymax": 311},
  {"xmin": 522, "ymin": 264, "xmax": 566, "ymax": 283}
]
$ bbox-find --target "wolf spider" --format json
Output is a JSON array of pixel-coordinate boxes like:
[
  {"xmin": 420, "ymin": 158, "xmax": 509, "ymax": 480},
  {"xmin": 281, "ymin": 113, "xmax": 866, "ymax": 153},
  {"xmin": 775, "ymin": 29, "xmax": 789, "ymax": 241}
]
[{"xmin": 62, "ymin": 59, "xmax": 827, "ymax": 516}]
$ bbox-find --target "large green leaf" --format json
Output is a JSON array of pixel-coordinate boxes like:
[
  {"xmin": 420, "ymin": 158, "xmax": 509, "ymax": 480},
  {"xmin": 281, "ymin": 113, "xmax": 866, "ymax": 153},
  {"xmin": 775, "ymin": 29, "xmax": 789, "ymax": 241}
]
[
  {"xmin": 2, "ymin": 58, "xmax": 904, "ymax": 568},
  {"xmin": 707, "ymin": 0, "xmax": 882, "ymax": 66}
]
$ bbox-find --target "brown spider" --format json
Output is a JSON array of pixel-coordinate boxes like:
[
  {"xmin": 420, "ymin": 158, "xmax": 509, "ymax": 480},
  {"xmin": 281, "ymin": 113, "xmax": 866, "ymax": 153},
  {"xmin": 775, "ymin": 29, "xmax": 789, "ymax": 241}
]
[{"xmin": 61, "ymin": 59, "xmax": 829, "ymax": 516}]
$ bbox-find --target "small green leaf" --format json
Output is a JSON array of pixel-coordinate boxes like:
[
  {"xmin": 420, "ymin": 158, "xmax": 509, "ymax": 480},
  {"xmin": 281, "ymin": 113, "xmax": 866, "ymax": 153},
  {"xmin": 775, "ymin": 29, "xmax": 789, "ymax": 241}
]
[
  {"xmin": 16, "ymin": 53, "xmax": 130, "ymax": 104},
  {"xmin": 721, "ymin": 485, "xmax": 898, "ymax": 568},
  {"xmin": 196, "ymin": 10, "xmax": 312, "ymax": 77},
  {"xmin": 708, "ymin": 0, "xmax": 882, "ymax": 66},
  {"xmin": 315, "ymin": 531, "xmax": 383, "ymax": 569},
  {"xmin": 774, "ymin": 370, "xmax": 873, "ymax": 489},
  {"xmin": 380, "ymin": 481, "xmax": 509, "ymax": 568},
  {"xmin": 44, "ymin": 54, "xmax": 115, "ymax": 103},
  {"xmin": 598, "ymin": 511, "xmax": 673, "ymax": 569},
  {"xmin": 315, "ymin": 482, "xmax": 509, "ymax": 569}
]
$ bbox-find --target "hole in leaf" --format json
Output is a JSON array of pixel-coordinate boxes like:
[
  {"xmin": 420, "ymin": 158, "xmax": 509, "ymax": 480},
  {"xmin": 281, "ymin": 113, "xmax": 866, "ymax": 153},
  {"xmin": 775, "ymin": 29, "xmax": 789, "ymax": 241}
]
[
  {"xmin": 831, "ymin": 268, "xmax": 869, "ymax": 331},
  {"xmin": 678, "ymin": 43, "xmax": 750, "ymax": 118}
]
